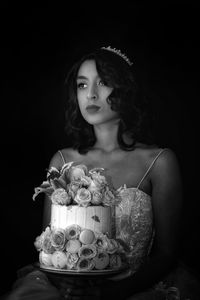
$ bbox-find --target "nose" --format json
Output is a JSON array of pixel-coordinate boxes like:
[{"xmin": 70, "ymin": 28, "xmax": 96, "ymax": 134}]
[{"xmin": 87, "ymin": 83, "xmax": 98, "ymax": 100}]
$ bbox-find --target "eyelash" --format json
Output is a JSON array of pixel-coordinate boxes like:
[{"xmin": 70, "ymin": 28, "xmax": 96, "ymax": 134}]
[
  {"xmin": 77, "ymin": 80, "xmax": 106, "ymax": 89},
  {"xmin": 77, "ymin": 83, "xmax": 87, "ymax": 89}
]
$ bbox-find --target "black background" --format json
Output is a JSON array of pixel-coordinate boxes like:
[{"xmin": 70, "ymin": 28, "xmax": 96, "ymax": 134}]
[{"xmin": 1, "ymin": 2, "xmax": 199, "ymax": 295}]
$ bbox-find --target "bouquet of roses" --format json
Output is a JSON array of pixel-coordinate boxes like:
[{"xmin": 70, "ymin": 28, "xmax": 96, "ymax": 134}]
[{"xmin": 33, "ymin": 162, "xmax": 120, "ymax": 207}]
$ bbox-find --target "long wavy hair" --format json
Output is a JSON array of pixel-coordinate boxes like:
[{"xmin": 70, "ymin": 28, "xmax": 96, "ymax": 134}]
[{"xmin": 64, "ymin": 48, "xmax": 155, "ymax": 153}]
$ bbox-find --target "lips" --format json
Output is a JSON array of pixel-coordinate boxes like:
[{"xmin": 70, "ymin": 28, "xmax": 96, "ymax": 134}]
[{"xmin": 86, "ymin": 105, "xmax": 101, "ymax": 113}]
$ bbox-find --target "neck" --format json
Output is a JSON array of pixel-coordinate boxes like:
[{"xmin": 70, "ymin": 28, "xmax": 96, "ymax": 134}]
[{"xmin": 93, "ymin": 119, "xmax": 120, "ymax": 152}]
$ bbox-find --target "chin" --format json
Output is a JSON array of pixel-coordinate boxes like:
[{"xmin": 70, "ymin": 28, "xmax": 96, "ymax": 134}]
[{"xmin": 82, "ymin": 112, "xmax": 119, "ymax": 126}]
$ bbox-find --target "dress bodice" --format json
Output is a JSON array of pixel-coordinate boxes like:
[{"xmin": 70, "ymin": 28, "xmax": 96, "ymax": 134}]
[{"xmin": 115, "ymin": 187, "xmax": 154, "ymax": 272}]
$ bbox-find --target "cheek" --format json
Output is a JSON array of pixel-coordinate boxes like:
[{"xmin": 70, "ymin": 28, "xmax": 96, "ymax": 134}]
[{"xmin": 77, "ymin": 92, "xmax": 84, "ymax": 109}]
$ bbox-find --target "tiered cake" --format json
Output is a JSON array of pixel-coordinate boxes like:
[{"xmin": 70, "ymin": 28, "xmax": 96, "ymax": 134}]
[{"xmin": 33, "ymin": 162, "xmax": 125, "ymax": 272}]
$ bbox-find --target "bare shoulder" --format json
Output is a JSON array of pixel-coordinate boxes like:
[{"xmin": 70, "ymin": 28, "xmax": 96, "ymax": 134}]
[
  {"xmin": 134, "ymin": 144, "xmax": 180, "ymax": 170},
  {"xmin": 132, "ymin": 144, "xmax": 181, "ymax": 185},
  {"xmin": 49, "ymin": 148, "xmax": 80, "ymax": 170},
  {"xmin": 150, "ymin": 148, "xmax": 181, "ymax": 177},
  {"xmin": 148, "ymin": 147, "xmax": 182, "ymax": 193}
]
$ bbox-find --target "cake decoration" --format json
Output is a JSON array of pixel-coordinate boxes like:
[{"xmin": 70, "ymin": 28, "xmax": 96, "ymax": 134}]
[
  {"xmin": 33, "ymin": 162, "xmax": 127, "ymax": 272},
  {"xmin": 33, "ymin": 162, "xmax": 119, "ymax": 207}
]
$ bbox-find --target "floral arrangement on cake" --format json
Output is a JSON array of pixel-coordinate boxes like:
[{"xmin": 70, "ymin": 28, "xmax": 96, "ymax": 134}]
[
  {"xmin": 33, "ymin": 162, "xmax": 120, "ymax": 207},
  {"xmin": 34, "ymin": 225, "xmax": 125, "ymax": 271}
]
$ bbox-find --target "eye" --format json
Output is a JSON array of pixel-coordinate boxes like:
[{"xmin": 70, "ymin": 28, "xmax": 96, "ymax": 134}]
[
  {"xmin": 98, "ymin": 79, "xmax": 107, "ymax": 86},
  {"xmin": 77, "ymin": 82, "xmax": 87, "ymax": 89}
]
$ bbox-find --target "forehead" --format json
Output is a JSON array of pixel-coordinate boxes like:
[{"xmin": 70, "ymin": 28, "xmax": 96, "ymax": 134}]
[{"xmin": 77, "ymin": 59, "xmax": 98, "ymax": 77}]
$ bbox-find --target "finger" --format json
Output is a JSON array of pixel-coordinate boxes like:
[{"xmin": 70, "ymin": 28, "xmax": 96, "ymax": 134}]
[{"xmin": 70, "ymin": 287, "xmax": 101, "ymax": 297}]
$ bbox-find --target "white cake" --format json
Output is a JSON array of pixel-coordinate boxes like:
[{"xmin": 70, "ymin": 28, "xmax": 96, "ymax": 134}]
[
  {"xmin": 33, "ymin": 162, "xmax": 126, "ymax": 271},
  {"xmin": 51, "ymin": 204, "xmax": 112, "ymax": 237}
]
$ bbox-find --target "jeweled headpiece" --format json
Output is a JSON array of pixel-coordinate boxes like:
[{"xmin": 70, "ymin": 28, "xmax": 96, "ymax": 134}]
[{"xmin": 101, "ymin": 46, "xmax": 133, "ymax": 66}]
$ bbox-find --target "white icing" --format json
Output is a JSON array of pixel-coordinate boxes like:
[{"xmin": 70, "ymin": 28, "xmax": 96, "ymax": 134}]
[{"xmin": 51, "ymin": 204, "xmax": 112, "ymax": 237}]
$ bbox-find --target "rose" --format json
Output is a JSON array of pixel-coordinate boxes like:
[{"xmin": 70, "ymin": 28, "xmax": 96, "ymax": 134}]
[
  {"xmin": 51, "ymin": 229, "xmax": 66, "ymax": 250},
  {"xmin": 78, "ymin": 244, "xmax": 97, "ymax": 259},
  {"xmin": 88, "ymin": 180, "xmax": 102, "ymax": 193},
  {"xmin": 51, "ymin": 251, "xmax": 68, "ymax": 269},
  {"xmin": 109, "ymin": 254, "xmax": 122, "ymax": 269},
  {"xmin": 51, "ymin": 188, "xmax": 71, "ymax": 205},
  {"xmin": 34, "ymin": 227, "xmax": 55, "ymax": 254},
  {"xmin": 79, "ymin": 175, "xmax": 92, "ymax": 187},
  {"xmin": 68, "ymin": 165, "xmax": 88, "ymax": 181},
  {"xmin": 88, "ymin": 173, "xmax": 107, "ymax": 192},
  {"xmin": 66, "ymin": 252, "xmax": 79, "ymax": 269},
  {"xmin": 91, "ymin": 190, "xmax": 103, "ymax": 205},
  {"xmin": 39, "ymin": 251, "xmax": 53, "ymax": 267},
  {"xmin": 67, "ymin": 181, "xmax": 81, "ymax": 199},
  {"xmin": 93, "ymin": 251, "xmax": 110, "ymax": 270},
  {"xmin": 95, "ymin": 233, "xmax": 110, "ymax": 251},
  {"xmin": 43, "ymin": 235, "xmax": 55, "ymax": 254},
  {"xmin": 74, "ymin": 188, "xmax": 91, "ymax": 207},
  {"xmin": 102, "ymin": 187, "xmax": 116, "ymax": 206},
  {"xmin": 65, "ymin": 225, "xmax": 81, "ymax": 240},
  {"xmin": 106, "ymin": 239, "xmax": 119, "ymax": 254},
  {"xmin": 77, "ymin": 258, "xmax": 94, "ymax": 271}
]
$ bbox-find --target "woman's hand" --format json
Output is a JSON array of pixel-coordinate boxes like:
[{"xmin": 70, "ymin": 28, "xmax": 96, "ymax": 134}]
[{"xmin": 58, "ymin": 277, "xmax": 102, "ymax": 299}]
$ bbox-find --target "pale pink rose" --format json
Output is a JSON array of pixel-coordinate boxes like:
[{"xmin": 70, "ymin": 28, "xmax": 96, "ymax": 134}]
[
  {"xmin": 34, "ymin": 227, "xmax": 54, "ymax": 253},
  {"xmin": 67, "ymin": 181, "xmax": 81, "ymax": 199},
  {"xmin": 43, "ymin": 236, "xmax": 55, "ymax": 254},
  {"xmin": 68, "ymin": 165, "xmax": 88, "ymax": 181},
  {"xmin": 51, "ymin": 251, "xmax": 68, "ymax": 269},
  {"xmin": 88, "ymin": 179, "xmax": 102, "ymax": 193},
  {"xmin": 79, "ymin": 175, "xmax": 92, "ymax": 187},
  {"xmin": 74, "ymin": 188, "xmax": 91, "ymax": 207},
  {"xmin": 109, "ymin": 254, "xmax": 122, "ymax": 269},
  {"xmin": 65, "ymin": 225, "xmax": 81, "ymax": 240},
  {"xmin": 102, "ymin": 187, "xmax": 116, "ymax": 206},
  {"xmin": 93, "ymin": 251, "xmax": 110, "ymax": 270},
  {"xmin": 51, "ymin": 229, "xmax": 66, "ymax": 250},
  {"xmin": 77, "ymin": 258, "xmax": 95, "ymax": 271},
  {"xmin": 95, "ymin": 233, "xmax": 110, "ymax": 251},
  {"xmin": 90, "ymin": 172, "xmax": 107, "ymax": 188},
  {"xmin": 39, "ymin": 251, "xmax": 53, "ymax": 267},
  {"xmin": 51, "ymin": 188, "xmax": 71, "ymax": 205},
  {"xmin": 106, "ymin": 239, "xmax": 119, "ymax": 254},
  {"xmin": 66, "ymin": 252, "xmax": 79, "ymax": 269},
  {"xmin": 78, "ymin": 244, "xmax": 97, "ymax": 259},
  {"xmin": 34, "ymin": 235, "xmax": 43, "ymax": 251},
  {"xmin": 91, "ymin": 190, "xmax": 103, "ymax": 205}
]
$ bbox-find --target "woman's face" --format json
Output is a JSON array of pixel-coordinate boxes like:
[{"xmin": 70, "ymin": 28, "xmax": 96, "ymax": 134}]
[{"xmin": 76, "ymin": 59, "xmax": 119, "ymax": 125}]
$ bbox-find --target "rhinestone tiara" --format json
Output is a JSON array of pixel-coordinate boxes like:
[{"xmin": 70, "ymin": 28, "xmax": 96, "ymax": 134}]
[{"xmin": 101, "ymin": 46, "xmax": 133, "ymax": 66}]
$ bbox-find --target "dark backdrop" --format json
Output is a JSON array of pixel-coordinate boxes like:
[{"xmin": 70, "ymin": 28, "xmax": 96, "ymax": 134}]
[{"xmin": 1, "ymin": 3, "xmax": 199, "ymax": 295}]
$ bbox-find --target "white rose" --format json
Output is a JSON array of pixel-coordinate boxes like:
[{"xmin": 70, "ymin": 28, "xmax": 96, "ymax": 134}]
[
  {"xmin": 68, "ymin": 165, "xmax": 88, "ymax": 181},
  {"xmin": 102, "ymin": 187, "xmax": 116, "ymax": 206},
  {"xmin": 74, "ymin": 188, "xmax": 91, "ymax": 207},
  {"xmin": 51, "ymin": 188, "xmax": 71, "ymax": 205},
  {"xmin": 91, "ymin": 190, "xmax": 103, "ymax": 205},
  {"xmin": 51, "ymin": 228, "xmax": 66, "ymax": 250}
]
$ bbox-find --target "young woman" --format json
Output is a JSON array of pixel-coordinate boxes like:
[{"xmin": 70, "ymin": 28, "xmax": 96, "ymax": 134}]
[
  {"xmin": 41, "ymin": 47, "xmax": 182, "ymax": 299},
  {"xmin": 5, "ymin": 46, "xmax": 192, "ymax": 300}
]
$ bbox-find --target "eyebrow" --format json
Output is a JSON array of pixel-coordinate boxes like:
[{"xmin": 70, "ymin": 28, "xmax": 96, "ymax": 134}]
[{"xmin": 76, "ymin": 75, "xmax": 88, "ymax": 80}]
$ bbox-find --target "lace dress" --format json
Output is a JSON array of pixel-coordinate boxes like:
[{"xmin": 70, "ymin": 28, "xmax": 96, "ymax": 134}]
[{"xmin": 115, "ymin": 187, "xmax": 153, "ymax": 273}]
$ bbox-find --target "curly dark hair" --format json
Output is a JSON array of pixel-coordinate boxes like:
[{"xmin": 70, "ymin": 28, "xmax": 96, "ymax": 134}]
[{"xmin": 64, "ymin": 48, "xmax": 155, "ymax": 154}]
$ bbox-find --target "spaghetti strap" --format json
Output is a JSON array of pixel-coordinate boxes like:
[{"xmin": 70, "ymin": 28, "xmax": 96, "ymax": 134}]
[
  {"xmin": 137, "ymin": 148, "xmax": 168, "ymax": 189},
  {"xmin": 58, "ymin": 150, "xmax": 66, "ymax": 165}
]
